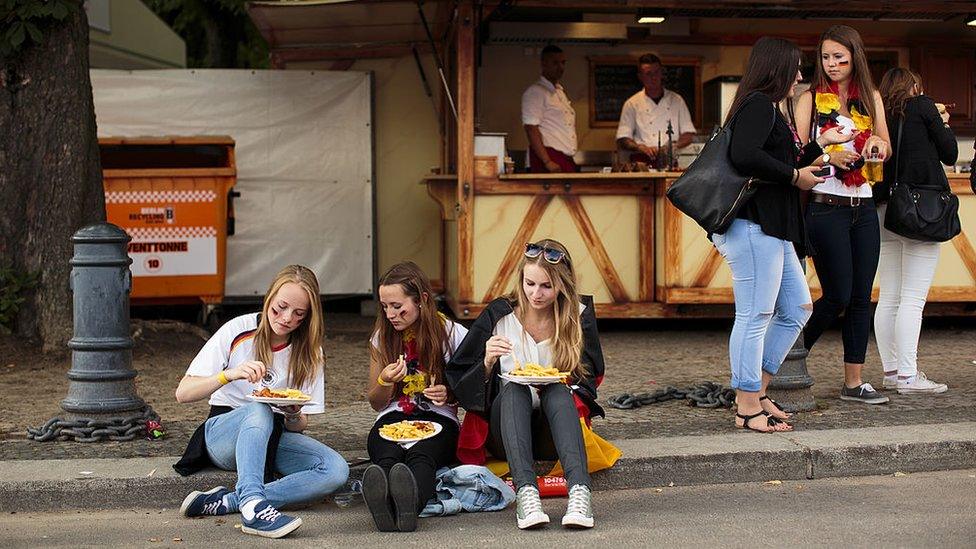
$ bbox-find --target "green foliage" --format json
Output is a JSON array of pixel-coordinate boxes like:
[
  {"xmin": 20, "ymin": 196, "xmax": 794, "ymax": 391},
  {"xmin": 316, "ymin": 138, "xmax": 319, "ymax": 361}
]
[
  {"xmin": 0, "ymin": 0, "xmax": 77, "ymax": 58},
  {"xmin": 141, "ymin": 0, "xmax": 269, "ymax": 68},
  {"xmin": 0, "ymin": 265, "xmax": 39, "ymax": 333}
]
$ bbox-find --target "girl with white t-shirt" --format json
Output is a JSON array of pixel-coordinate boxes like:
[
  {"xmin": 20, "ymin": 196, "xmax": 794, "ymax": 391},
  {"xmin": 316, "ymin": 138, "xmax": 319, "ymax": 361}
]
[
  {"xmin": 173, "ymin": 265, "xmax": 348, "ymax": 539},
  {"xmin": 447, "ymin": 239, "xmax": 606, "ymax": 530},
  {"xmin": 362, "ymin": 262, "xmax": 467, "ymax": 532},
  {"xmin": 795, "ymin": 25, "xmax": 892, "ymax": 405}
]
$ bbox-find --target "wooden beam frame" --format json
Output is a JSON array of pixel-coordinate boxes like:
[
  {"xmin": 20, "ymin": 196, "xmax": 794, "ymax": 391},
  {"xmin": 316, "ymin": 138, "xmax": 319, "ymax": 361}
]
[
  {"xmin": 456, "ymin": 0, "xmax": 475, "ymax": 303},
  {"xmin": 562, "ymin": 195, "xmax": 630, "ymax": 303},
  {"xmin": 482, "ymin": 195, "xmax": 554, "ymax": 302},
  {"xmin": 638, "ymin": 195, "xmax": 655, "ymax": 301}
]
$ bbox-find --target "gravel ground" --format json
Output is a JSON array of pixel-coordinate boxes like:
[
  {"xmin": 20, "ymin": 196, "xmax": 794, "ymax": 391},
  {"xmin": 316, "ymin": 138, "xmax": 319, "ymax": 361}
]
[{"xmin": 1, "ymin": 313, "xmax": 973, "ymax": 460}]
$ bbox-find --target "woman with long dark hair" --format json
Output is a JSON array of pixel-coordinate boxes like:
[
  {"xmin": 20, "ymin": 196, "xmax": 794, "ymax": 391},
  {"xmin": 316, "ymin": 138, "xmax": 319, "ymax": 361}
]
[
  {"xmin": 873, "ymin": 68, "xmax": 956, "ymax": 394},
  {"xmin": 796, "ymin": 25, "xmax": 892, "ymax": 405},
  {"xmin": 362, "ymin": 262, "xmax": 467, "ymax": 532},
  {"xmin": 715, "ymin": 37, "xmax": 853, "ymax": 432}
]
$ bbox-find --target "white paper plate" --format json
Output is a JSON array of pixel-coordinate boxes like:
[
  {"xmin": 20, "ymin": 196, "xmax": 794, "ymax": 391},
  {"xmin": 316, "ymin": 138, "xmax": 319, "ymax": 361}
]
[
  {"xmin": 499, "ymin": 372, "xmax": 569, "ymax": 385},
  {"xmin": 246, "ymin": 394, "xmax": 312, "ymax": 406},
  {"xmin": 378, "ymin": 420, "xmax": 443, "ymax": 443}
]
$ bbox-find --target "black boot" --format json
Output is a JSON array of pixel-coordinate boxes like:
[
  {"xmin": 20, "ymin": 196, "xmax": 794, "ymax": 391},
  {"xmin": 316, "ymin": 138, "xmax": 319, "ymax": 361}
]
[
  {"xmin": 362, "ymin": 464, "xmax": 396, "ymax": 532},
  {"xmin": 388, "ymin": 463, "xmax": 419, "ymax": 532}
]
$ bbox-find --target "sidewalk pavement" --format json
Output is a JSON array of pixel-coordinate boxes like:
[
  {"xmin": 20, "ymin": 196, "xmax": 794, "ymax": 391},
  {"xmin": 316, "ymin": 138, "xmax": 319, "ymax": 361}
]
[
  {"xmin": 2, "ymin": 322, "xmax": 974, "ymax": 512},
  {"xmin": 2, "ymin": 422, "xmax": 974, "ymax": 513}
]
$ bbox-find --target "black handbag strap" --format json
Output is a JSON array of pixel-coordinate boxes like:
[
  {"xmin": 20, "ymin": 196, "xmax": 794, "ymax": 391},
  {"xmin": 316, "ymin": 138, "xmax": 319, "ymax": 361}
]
[{"xmin": 892, "ymin": 117, "xmax": 904, "ymax": 189}]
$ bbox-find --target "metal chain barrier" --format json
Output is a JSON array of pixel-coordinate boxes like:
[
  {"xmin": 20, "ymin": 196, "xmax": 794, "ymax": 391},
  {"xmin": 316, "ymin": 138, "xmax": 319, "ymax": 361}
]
[
  {"xmin": 27, "ymin": 406, "xmax": 159, "ymax": 442},
  {"xmin": 607, "ymin": 382, "xmax": 735, "ymax": 410}
]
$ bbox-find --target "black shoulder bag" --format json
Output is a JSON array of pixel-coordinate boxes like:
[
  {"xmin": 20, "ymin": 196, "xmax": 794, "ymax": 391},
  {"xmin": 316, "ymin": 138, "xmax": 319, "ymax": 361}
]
[
  {"xmin": 883, "ymin": 118, "xmax": 961, "ymax": 242},
  {"xmin": 666, "ymin": 93, "xmax": 774, "ymax": 234}
]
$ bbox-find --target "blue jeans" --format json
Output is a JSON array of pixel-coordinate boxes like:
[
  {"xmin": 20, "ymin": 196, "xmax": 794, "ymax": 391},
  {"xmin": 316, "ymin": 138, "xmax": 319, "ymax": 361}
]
[
  {"xmin": 204, "ymin": 402, "xmax": 349, "ymax": 510},
  {"xmin": 711, "ymin": 219, "xmax": 812, "ymax": 392}
]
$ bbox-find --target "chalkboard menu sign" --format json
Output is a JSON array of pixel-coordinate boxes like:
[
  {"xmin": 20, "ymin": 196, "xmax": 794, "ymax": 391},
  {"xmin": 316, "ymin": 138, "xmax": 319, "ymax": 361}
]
[{"xmin": 588, "ymin": 56, "xmax": 701, "ymax": 129}]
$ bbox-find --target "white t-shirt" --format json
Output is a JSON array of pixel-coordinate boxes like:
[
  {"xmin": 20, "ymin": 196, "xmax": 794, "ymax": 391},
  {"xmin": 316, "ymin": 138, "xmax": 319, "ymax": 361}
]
[
  {"xmin": 494, "ymin": 303, "xmax": 586, "ymax": 409},
  {"xmin": 371, "ymin": 319, "xmax": 468, "ymax": 424},
  {"xmin": 616, "ymin": 89, "xmax": 696, "ymax": 154},
  {"xmin": 811, "ymin": 113, "xmax": 871, "ymax": 198},
  {"xmin": 185, "ymin": 313, "xmax": 326, "ymax": 414},
  {"xmin": 521, "ymin": 76, "xmax": 578, "ymax": 156}
]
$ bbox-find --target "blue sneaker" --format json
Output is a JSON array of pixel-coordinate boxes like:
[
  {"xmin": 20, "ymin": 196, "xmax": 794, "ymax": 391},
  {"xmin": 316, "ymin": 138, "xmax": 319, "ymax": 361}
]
[
  {"xmin": 241, "ymin": 500, "xmax": 302, "ymax": 539},
  {"xmin": 180, "ymin": 486, "xmax": 231, "ymax": 517}
]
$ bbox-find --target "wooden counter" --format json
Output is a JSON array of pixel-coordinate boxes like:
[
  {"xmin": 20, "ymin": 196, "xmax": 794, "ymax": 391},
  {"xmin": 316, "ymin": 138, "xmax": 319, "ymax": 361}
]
[{"xmin": 425, "ymin": 167, "xmax": 976, "ymax": 319}]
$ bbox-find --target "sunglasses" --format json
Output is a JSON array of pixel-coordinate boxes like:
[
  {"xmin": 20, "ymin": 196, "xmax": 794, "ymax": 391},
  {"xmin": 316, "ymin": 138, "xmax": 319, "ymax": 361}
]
[{"xmin": 524, "ymin": 242, "xmax": 567, "ymax": 265}]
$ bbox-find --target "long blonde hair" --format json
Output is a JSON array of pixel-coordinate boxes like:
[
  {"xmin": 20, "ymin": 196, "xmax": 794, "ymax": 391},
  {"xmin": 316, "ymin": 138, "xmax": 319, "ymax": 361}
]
[
  {"xmin": 253, "ymin": 265, "xmax": 325, "ymax": 390},
  {"xmin": 506, "ymin": 239, "xmax": 584, "ymax": 377}
]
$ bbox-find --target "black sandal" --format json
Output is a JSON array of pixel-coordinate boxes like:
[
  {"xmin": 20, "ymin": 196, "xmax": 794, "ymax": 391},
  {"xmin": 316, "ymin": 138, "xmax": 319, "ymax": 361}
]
[
  {"xmin": 735, "ymin": 410, "xmax": 773, "ymax": 433},
  {"xmin": 760, "ymin": 395, "xmax": 794, "ymax": 419}
]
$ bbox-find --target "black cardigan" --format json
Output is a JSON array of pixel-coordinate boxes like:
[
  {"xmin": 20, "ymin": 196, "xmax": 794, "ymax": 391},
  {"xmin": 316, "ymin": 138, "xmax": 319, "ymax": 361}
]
[
  {"xmin": 728, "ymin": 93, "xmax": 823, "ymax": 257},
  {"xmin": 445, "ymin": 295, "xmax": 606, "ymax": 420},
  {"xmin": 875, "ymin": 95, "xmax": 958, "ymax": 204}
]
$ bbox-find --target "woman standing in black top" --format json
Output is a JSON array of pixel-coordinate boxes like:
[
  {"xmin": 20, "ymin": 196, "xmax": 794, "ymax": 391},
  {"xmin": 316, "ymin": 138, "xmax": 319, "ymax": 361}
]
[
  {"xmin": 872, "ymin": 68, "xmax": 956, "ymax": 395},
  {"xmin": 713, "ymin": 37, "xmax": 853, "ymax": 432}
]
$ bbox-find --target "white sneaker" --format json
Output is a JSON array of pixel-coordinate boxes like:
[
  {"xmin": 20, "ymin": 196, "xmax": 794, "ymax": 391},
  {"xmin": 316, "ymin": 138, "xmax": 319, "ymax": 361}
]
[
  {"xmin": 561, "ymin": 484, "xmax": 594, "ymax": 529},
  {"xmin": 882, "ymin": 376, "xmax": 898, "ymax": 390},
  {"xmin": 515, "ymin": 486, "xmax": 549, "ymax": 529},
  {"xmin": 896, "ymin": 372, "xmax": 948, "ymax": 394}
]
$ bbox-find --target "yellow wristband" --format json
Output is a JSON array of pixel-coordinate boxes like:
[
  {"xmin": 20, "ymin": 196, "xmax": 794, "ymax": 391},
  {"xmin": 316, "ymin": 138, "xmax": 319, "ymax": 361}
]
[
  {"xmin": 217, "ymin": 371, "xmax": 230, "ymax": 385},
  {"xmin": 377, "ymin": 375, "xmax": 393, "ymax": 387}
]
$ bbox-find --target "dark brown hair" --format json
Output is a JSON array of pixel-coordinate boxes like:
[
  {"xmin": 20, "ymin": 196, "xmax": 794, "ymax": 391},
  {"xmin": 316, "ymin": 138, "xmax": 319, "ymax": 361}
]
[
  {"xmin": 812, "ymin": 25, "xmax": 879, "ymax": 121},
  {"xmin": 371, "ymin": 262, "xmax": 450, "ymax": 394},
  {"xmin": 725, "ymin": 37, "xmax": 801, "ymax": 125},
  {"xmin": 879, "ymin": 67, "xmax": 922, "ymax": 121}
]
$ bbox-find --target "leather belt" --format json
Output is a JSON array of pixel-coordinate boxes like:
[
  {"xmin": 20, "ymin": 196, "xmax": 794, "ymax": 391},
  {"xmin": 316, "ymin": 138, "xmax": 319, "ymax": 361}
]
[{"xmin": 809, "ymin": 193, "xmax": 873, "ymax": 207}]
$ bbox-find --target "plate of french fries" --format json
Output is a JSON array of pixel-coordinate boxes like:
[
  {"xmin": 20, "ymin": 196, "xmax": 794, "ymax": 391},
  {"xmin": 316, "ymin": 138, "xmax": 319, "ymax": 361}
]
[
  {"xmin": 247, "ymin": 387, "xmax": 313, "ymax": 405},
  {"xmin": 500, "ymin": 362, "xmax": 570, "ymax": 385},
  {"xmin": 378, "ymin": 420, "xmax": 442, "ymax": 443}
]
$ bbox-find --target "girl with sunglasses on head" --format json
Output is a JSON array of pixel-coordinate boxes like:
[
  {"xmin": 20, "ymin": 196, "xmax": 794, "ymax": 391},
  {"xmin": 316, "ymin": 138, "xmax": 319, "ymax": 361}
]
[
  {"xmin": 795, "ymin": 25, "xmax": 892, "ymax": 405},
  {"xmin": 446, "ymin": 239, "xmax": 606, "ymax": 530},
  {"xmin": 715, "ymin": 37, "xmax": 854, "ymax": 433},
  {"xmin": 174, "ymin": 265, "xmax": 348, "ymax": 539},
  {"xmin": 362, "ymin": 262, "xmax": 468, "ymax": 532}
]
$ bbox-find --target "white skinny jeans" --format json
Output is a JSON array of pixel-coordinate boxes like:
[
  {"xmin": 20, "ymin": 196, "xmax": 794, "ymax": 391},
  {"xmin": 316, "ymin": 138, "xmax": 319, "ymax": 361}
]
[{"xmin": 873, "ymin": 204, "xmax": 941, "ymax": 378}]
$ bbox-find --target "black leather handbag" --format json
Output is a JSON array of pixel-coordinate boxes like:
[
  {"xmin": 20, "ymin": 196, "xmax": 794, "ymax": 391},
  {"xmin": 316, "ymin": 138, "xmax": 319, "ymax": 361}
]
[
  {"xmin": 884, "ymin": 118, "xmax": 961, "ymax": 242},
  {"xmin": 666, "ymin": 93, "xmax": 773, "ymax": 234}
]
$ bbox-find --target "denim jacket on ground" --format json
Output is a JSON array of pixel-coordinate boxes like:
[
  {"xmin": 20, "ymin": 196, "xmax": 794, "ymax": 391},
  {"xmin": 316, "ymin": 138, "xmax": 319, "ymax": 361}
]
[{"xmin": 420, "ymin": 465, "xmax": 516, "ymax": 517}]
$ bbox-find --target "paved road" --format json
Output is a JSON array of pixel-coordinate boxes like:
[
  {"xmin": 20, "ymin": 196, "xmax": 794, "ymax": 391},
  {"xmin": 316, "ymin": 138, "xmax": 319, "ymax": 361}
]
[{"xmin": 3, "ymin": 470, "xmax": 974, "ymax": 548}]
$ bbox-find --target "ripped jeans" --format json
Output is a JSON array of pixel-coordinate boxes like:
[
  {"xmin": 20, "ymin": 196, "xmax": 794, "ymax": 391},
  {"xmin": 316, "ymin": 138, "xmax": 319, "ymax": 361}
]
[{"xmin": 711, "ymin": 219, "xmax": 812, "ymax": 392}]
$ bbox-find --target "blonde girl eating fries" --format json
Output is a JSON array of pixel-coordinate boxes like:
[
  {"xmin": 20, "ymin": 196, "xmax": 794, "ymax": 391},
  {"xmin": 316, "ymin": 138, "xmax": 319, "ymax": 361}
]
[
  {"xmin": 447, "ymin": 239, "xmax": 607, "ymax": 530},
  {"xmin": 173, "ymin": 265, "xmax": 347, "ymax": 539}
]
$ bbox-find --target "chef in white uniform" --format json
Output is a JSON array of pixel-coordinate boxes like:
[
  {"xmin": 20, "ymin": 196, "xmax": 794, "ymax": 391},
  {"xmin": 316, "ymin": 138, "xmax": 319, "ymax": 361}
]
[{"xmin": 615, "ymin": 53, "xmax": 696, "ymax": 166}]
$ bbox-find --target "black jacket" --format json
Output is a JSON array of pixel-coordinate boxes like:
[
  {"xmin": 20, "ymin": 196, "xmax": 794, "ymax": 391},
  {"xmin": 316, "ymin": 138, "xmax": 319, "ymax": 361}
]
[
  {"xmin": 445, "ymin": 295, "xmax": 606, "ymax": 419},
  {"xmin": 729, "ymin": 92, "xmax": 823, "ymax": 257},
  {"xmin": 876, "ymin": 95, "xmax": 958, "ymax": 203}
]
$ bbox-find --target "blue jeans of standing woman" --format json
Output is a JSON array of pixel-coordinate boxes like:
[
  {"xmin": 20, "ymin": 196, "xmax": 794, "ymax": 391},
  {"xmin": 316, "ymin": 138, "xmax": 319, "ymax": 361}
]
[
  {"xmin": 711, "ymin": 219, "xmax": 813, "ymax": 392},
  {"xmin": 204, "ymin": 402, "xmax": 349, "ymax": 510}
]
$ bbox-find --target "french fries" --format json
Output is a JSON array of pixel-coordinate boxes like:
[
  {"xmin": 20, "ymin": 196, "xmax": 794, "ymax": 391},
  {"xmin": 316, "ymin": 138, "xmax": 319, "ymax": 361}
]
[
  {"xmin": 252, "ymin": 387, "xmax": 311, "ymax": 400},
  {"xmin": 379, "ymin": 420, "xmax": 437, "ymax": 440},
  {"xmin": 508, "ymin": 363, "xmax": 568, "ymax": 377}
]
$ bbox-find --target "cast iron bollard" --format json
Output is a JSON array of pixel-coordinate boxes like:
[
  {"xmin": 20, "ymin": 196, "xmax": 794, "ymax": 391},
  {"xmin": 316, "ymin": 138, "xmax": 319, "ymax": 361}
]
[{"xmin": 27, "ymin": 223, "xmax": 157, "ymax": 442}]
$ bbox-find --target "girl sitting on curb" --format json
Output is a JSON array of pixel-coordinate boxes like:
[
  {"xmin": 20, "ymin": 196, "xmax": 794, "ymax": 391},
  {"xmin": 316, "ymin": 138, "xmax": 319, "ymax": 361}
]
[
  {"xmin": 447, "ymin": 239, "xmax": 608, "ymax": 530},
  {"xmin": 173, "ymin": 265, "xmax": 348, "ymax": 539},
  {"xmin": 362, "ymin": 262, "xmax": 468, "ymax": 532}
]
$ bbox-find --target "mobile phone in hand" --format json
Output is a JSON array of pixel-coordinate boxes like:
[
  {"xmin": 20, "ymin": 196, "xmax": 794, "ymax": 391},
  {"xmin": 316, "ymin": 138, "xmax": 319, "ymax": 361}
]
[{"xmin": 812, "ymin": 165, "xmax": 835, "ymax": 178}]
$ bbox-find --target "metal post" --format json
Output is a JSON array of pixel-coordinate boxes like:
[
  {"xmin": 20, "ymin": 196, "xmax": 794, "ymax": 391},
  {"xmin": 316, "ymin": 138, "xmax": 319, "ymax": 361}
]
[
  {"xmin": 28, "ymin": 223, "xmax": 157, "ymax": 442},
  {"xmin": 767, "ymin": 259, "xmax": 816, "ymax": 412}
]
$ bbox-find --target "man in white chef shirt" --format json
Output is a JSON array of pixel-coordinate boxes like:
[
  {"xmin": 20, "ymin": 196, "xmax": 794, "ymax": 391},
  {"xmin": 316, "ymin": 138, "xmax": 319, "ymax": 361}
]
[
  {"xmin": 521, "ymin": 45, "xmax": 579, "ymax": 173},
  {"xmin": 616, "ymin": 53, "xmax": 696, "ymax": 167}
]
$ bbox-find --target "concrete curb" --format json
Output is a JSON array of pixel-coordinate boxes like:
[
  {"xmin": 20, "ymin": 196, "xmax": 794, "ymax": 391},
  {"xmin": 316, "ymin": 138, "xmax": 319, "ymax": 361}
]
[{"xmin": 2, "ymin": 422, "xmax": 974, "ymax": 513}]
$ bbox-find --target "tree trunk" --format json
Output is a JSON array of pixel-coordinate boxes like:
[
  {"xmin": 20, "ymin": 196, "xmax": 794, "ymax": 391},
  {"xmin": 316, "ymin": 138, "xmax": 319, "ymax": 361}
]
[{"xmin": 0, "ymin": 8, "xmax": 106, "ymax": 351}]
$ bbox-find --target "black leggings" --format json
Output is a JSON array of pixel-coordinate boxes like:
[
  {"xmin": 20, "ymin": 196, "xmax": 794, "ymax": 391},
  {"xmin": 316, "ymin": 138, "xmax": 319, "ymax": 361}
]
[
  {"xmin": 803, "ymin": 200, "xmax": 881, "ymax": 364},
  {"xmin": 366, "ymin": 411, "xmax": 459, "ymax": 512}
]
